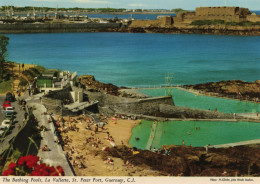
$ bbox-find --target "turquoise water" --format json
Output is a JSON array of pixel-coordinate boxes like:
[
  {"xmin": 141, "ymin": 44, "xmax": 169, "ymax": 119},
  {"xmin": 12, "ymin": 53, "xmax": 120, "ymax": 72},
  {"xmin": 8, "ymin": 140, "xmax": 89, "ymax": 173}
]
[
  {"xmin": 139, "ymin": 88, "xmax": 260, "ymax": 113},
  {"xmin": 129, "ymin": 120, "xmax": 260, "ymax": 149},
  {"xmin": 6, "ymin": 33, "xmax": 260, "ymax": 87}
]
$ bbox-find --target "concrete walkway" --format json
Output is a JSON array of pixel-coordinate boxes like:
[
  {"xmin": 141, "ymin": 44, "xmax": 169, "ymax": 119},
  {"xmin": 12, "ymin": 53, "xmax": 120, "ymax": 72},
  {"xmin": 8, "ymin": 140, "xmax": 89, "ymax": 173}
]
[
  {"xmin": 212, "ymin": 139, "xmax": 260, "ymax": 148},
  {"xmin": 237, "ymin": 113, "xmax": 260, "ymax": 120},
  {"xmin": 29, "ymin": 102, "xmax": 74, "ymax": 176}
]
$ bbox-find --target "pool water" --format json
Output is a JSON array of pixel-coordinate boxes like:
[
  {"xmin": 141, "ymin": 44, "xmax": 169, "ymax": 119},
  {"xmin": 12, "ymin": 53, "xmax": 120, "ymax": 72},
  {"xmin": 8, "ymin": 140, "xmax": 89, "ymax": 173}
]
[
  {"xmin": 139, "ymin": 88, "xmax": 260, "ymax": 113},
  {"xmin": 129, "ymin": 120, "xmax": 260, "ymax": 149}
]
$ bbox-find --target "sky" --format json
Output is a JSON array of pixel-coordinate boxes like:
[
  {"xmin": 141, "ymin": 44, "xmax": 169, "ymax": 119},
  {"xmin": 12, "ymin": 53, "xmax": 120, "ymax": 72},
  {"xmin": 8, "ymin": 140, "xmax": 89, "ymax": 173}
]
[{"xmin": 0, "ymin": 0, "xmax": 259, "ymax": 10}]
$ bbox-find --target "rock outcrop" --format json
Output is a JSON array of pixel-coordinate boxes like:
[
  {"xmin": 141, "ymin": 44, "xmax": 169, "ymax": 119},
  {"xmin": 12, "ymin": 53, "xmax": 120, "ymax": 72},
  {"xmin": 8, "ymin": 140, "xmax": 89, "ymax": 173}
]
[
  {"xmin": 104, "ymin": 144, "xmax": 260, "ymax": 176},
  {"xmin": 184, "ymin": 80, "xmax": 260, "ymax": 102},
  {"xmin": 79, "ymin": 75, "xmax": 123, "ymax": 96}
]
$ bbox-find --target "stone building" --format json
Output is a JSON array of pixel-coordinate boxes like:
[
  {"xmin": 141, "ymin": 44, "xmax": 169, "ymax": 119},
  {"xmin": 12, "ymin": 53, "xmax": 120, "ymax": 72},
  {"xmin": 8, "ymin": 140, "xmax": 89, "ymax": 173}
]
[
  {"xmin": 174, "ymin": 7, "xmax": 260, "ymax": 24},
  {"xmin": 129, "ymin": 6, "xmax": 260, "ymax": 28},
  {"xmin": 129, "ymin": 15, "xmax": 173, "ymax": 28}
]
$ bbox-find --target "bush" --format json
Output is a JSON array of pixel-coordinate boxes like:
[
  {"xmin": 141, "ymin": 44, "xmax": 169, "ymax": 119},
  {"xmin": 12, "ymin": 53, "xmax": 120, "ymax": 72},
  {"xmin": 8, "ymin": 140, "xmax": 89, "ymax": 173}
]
[
  {"xmin": 22, "ymin": 65, "xmax": 45, "ymax": 82},
  {"xmin": 19, "ymin": 78, "xmax": 27, "ymax": 87},
  {"xmin": 12, "ymin": 149, "xmax": 22, "ymax": 161},
  {"xmin": 0, "ymin": 78, "xmax": 13, "ymax": 93}
]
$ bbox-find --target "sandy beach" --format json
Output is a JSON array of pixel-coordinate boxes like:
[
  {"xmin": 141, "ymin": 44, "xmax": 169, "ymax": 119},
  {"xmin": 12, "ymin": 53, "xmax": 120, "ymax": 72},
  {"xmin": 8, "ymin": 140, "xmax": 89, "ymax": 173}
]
[{"xmin": 52, "ymin": 115, "xmax": 161, "ymax": 176}]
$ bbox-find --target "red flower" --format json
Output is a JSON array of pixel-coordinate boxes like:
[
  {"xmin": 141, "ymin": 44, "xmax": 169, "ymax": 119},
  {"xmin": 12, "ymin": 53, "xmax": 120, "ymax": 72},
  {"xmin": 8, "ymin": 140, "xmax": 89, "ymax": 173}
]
[
  {"xmin": 49, "ymin": 171, "xmax": 59, "ymax": 176},
  {"xmin": 17, "ymin": 156, "xmax": 26, "ymax": 166},
  {"xmin": 8, "ymin": 162, "xmax": 17, "ymax": 170},
  {"xmin": 56, "ymin": 166, "xmax": 65, "ymax": 176},
  {"xmin": 17, "ymin": 155, "xmax": 39, "ymax": 169},
  {"xmin": 2, "ymin": 169, "xmax": 15, "ymax": 176},
  {"xmin": 26, "ymin": 156, "xmax": 39, "ymax": 168},
  {"xmin": 31, "ymin": 163, "xmax": 58, "ymax": 176},
  {"xmin": 2, "ymin": 154, "xmax": 66, "ymax": 176}
]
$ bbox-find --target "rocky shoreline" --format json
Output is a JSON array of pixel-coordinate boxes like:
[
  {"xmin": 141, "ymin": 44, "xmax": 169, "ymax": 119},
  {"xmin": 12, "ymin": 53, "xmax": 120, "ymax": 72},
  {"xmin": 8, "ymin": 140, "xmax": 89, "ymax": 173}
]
[
  {"xmin": 183, "ymin": 80, "xmax": 260, "ymax": 103},
  {"xmin": 126, "ymin": 25, "xmax": 260, "ymax": 36},
  {"xmin": 1, "ymin": 23, "xmax": 259, "ymax": 36},
  {"xmin": 105, "ymin": 144, "xmax": 260, "ymax": 176}
]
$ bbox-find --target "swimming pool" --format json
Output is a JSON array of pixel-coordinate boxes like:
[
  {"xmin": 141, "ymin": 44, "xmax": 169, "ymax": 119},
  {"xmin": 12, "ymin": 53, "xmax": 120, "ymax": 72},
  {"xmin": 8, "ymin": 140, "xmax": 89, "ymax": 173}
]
[
  {"xmin": 129, "ymin": 120, "xmax": 260, "ymax": 149},
  {"xmin": 139, "ymin": 88, "xmax": 259, "ymax": 114}
]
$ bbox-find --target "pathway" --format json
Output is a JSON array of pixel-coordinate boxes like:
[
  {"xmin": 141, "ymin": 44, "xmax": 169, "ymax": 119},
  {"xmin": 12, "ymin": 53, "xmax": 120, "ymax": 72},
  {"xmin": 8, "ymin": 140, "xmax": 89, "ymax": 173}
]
[
  {"xmin": 145, "ymin": 122, "xmax": 157, "ymax": 150},
  {"xmin": 212, "ymin": 139, "xmax": 260, "ymax": 148},
  {"xmin": 29, "ymin": 101, "xmax": 74, "ymax": 176}
]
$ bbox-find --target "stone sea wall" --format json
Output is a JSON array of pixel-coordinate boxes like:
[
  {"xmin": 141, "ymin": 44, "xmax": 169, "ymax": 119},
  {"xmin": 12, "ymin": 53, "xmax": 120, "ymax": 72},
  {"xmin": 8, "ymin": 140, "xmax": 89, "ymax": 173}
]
[
  {"xmin": 85, "ymin": 90, "xmax": 175, "ymax": 115},
  {"xmin": 0, "ymin": 22, "xmax": 122, "ymax": 33},
  {"xmin": 108, "ymin": 96, "xmax": 174, "ymax": 115},
  {"xmin": 127, "ymin": 25, "xmax": 260, "ymax": 36}
]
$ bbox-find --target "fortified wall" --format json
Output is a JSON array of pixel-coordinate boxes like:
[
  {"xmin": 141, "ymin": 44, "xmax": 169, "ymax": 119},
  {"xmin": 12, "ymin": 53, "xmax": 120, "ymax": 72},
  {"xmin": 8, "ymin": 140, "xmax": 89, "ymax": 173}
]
[
  {"xmin": 129, "ymin": 16, "xmax": 173, "ymax": 28},
  {"xmin": 174, "ymin": 7, "xmax": 260, "ymax": 24},
  {"xmin": 130, "ymin": 7, "xmax": 260, "ymax": 28}
]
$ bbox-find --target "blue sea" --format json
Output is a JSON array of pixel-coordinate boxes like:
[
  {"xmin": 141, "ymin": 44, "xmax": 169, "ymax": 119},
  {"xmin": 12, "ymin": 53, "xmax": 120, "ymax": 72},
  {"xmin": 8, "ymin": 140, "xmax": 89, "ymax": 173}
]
[{"xmin": 6, "ymin": 33, "xmax": 260, "ymax": 87}]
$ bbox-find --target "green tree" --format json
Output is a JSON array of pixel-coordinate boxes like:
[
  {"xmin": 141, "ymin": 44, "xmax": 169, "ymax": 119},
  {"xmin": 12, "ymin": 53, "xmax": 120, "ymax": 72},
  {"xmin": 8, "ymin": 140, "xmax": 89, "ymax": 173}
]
[{"xmin": 0, "ymin": 35, "xmax": 9, "ymax": 79}]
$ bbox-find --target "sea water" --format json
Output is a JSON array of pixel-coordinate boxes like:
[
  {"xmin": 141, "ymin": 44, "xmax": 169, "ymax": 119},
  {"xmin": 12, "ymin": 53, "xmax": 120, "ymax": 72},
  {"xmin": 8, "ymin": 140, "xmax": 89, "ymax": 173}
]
[{"xmin": 6, "ymin": 33, "xmax": 260, "ymax": 87}]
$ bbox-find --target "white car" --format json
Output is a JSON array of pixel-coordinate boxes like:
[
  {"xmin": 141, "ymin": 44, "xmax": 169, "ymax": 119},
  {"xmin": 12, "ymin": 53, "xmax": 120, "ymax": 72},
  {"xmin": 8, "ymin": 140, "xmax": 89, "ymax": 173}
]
[
  {"xmin": 0, "ymin": 126, "xmax": 7, "ymax": 137},
  {"xmin": 5, "ymin": 106, "xmax": 15, "ymax": 112},
  {"xmin": 1, "ymin": 119, "xmax": 11, "ymax": 128},
  {"xmin": 0, "ymin": 130, "xmax": 4, "ymax": 137}
]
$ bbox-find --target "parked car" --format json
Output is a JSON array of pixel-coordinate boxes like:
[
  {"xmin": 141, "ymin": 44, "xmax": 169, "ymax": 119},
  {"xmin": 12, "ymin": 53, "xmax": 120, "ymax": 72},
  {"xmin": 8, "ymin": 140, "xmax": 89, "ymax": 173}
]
[
  {"xmin": 5, "ymin": 92, "xmax": 15, "ymax": 102},
  {"xmin": 5, "ymin": 106, "xmax": 15, "ymax": 112},
  {"xmin": 0, "ymin": 126, "xmax": 8, "ymax": 137},
  {"xmin": 5, "ymin": 111, "xmax": 14, "ymax": 120},
  {"xmin": 3, "ymin": 101, "xmax": 11, "ymax": 110},
  {"xmin": 1, "ymin": 119, "xmax": 11, "ymax": 128}
]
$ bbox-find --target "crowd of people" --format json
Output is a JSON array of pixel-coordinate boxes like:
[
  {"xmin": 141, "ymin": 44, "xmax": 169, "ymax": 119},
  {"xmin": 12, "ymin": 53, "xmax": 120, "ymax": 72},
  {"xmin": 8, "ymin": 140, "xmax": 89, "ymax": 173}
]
[{"xmin": 50, "ymin": 113, "xmax": 123, "ymax": 170}]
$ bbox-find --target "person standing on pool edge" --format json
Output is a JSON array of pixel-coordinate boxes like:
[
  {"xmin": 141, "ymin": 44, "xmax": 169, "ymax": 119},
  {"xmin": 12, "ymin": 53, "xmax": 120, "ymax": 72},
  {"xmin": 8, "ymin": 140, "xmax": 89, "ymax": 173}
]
[{"xmin": 205, "ymin": 144, "xmax": 210, "ymax": 153}]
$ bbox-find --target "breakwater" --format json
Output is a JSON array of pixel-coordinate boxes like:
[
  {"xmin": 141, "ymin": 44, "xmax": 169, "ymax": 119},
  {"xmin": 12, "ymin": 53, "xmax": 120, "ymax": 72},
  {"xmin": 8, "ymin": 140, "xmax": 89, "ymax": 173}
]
[
  {"xmin": 127, "ymin": 25, "xmax": 260, "ymax": 36},
  {"xmin": 0, "ymin": 22, "xmax": 122, "ymax": 33},
  {"xmin": 1, "ymin": 22, "xmax": 260, "ymax": 36}
]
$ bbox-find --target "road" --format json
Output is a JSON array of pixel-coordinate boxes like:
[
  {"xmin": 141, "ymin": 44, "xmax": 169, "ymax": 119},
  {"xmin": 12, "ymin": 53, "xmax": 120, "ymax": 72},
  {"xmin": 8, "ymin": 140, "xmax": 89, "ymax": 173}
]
[{"xmin": 0, "ymin": 95, "xmax": 26, "ymax": 154}]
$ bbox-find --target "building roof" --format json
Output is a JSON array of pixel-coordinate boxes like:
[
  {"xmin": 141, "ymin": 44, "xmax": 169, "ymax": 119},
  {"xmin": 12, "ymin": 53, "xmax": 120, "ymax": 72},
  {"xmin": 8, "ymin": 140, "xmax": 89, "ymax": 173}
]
[{"xmin": 42, "ymin": 69, "xmax": 60, "ymax": 77}]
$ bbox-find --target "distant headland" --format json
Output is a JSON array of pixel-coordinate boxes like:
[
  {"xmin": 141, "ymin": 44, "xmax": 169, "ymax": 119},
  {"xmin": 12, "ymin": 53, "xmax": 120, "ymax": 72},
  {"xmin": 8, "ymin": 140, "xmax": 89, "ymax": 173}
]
[{"xmin": 0, "ymin": 6, "xmax": 259, "ymax": 35}]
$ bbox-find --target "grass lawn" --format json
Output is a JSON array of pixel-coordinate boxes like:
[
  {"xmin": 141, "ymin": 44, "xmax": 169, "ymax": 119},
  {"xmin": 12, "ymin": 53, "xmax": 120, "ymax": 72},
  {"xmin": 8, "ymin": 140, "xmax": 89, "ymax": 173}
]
[{"xmin": 0, "ymin": 79, "xmax": 13, "ymax": 93}]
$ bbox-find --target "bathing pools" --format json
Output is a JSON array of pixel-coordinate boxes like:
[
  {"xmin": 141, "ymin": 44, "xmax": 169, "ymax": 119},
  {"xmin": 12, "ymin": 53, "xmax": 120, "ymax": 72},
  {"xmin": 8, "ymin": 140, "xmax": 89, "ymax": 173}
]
[
  {"xmin": 129, "ymin": 120, "xmax": 260, "ymax": 149},
  {"xmin": 139, "ymin": 88, "xmax": 260, "ymax": 114}
]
